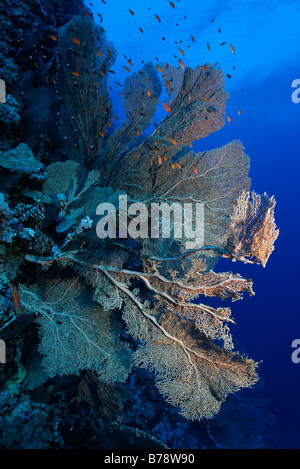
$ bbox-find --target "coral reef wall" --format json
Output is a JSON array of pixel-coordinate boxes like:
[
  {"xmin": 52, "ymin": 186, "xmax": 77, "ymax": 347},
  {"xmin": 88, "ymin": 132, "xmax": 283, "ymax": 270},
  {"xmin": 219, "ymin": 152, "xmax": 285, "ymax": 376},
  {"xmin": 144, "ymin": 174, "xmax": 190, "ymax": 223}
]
[{"xmin": 0, "ymin": 0, "xmax": 278, "ymax": 449}]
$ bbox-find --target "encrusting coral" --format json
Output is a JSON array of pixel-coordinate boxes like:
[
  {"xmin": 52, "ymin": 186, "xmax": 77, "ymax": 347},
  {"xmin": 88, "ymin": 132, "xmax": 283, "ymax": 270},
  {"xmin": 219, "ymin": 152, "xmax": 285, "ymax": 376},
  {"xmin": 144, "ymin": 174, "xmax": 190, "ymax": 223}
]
[{"xmin": 0, "ymin": 1, "xmax": 278, "ymax": 445}]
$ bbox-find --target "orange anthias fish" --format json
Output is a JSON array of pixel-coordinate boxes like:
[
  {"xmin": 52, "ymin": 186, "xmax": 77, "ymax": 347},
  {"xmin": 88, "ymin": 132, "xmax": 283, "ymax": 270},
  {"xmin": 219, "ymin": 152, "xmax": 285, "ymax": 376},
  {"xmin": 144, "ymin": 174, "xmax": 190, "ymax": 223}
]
[
  {"xmin": 129, "ymin": 9, "xmax": 134, "ymax": 15},
  {"xmin": 169, "ymin": 1, "xmax": 175, "ymax": 8},
  {"xmin": 178, "ymin": 59, "xmax": 185, "ymax": 69},
  {"xmin": 10, "ymin": 284, "xmax": 21, "ymax": 316},
  {"xmin": 238, "ymin": 108, "xmax": 241, "ymax": 115},
  {"xmin": 49, "ymin": 34, "xmax": 58, "ymax": 41},
  {"xmin": 71, "ymin": 37, "xmax": 81, "ymax": 45},
  {"xmin": 230, "ymin": 44, "xmax": 235, "ymax": 54},
  {"xmin": 156, "ymin": 65, "xmax": 163, "ymax": 73},
  {"xmin": 163, "ymin": 102, "xmax": 170, "ymax": 112},
  {"xmin": 192, "ymin": 165, "xmax": 198, "ymax": 174},
  {"xmin": 71, "ymin": 71, "xmax": 80, "ymax": 77},
  {"xmin": 155, "ymin": 14, "xmax": 161, "ymax": 23}
]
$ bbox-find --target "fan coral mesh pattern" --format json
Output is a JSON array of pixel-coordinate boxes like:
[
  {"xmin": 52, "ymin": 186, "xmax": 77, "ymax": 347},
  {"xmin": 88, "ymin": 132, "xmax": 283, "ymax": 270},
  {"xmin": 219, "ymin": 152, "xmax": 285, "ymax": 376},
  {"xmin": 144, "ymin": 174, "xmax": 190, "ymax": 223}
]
[{"xmin": 11, "ymin": 13, "xmax": 279, "ymax": 422}]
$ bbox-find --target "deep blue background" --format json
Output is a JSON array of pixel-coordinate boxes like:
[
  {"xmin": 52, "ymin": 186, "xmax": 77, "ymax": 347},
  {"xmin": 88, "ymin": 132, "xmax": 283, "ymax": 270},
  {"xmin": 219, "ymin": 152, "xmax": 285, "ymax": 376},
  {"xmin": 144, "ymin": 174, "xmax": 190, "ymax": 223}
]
[{"xmin": 90, "ymin": 0, "xmax": 300, "ymax": 448}]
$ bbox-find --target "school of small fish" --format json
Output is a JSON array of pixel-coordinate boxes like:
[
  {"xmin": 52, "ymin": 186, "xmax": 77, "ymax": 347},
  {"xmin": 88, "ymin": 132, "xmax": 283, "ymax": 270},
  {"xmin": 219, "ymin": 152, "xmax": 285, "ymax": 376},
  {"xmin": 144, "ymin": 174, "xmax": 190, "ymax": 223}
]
[{"xmin": 41, "ymin": 2, "xmax": 241, "ymax": 175}]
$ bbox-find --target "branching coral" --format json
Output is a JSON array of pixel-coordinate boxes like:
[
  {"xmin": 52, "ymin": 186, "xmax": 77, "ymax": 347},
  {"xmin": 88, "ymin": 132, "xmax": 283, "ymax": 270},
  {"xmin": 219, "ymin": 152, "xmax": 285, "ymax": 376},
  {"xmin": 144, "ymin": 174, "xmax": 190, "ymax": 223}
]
[{"xmin": 5, "ymin": 13, "xmax": 278, "ymax": 422}]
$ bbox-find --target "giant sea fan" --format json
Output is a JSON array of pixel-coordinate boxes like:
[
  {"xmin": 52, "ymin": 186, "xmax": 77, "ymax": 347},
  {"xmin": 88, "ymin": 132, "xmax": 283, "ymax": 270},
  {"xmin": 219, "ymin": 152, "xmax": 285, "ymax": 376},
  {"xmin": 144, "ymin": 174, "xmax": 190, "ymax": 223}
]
[{"xmin": 20, "ymin": 14, "xmax": 278, "ymax": 420}]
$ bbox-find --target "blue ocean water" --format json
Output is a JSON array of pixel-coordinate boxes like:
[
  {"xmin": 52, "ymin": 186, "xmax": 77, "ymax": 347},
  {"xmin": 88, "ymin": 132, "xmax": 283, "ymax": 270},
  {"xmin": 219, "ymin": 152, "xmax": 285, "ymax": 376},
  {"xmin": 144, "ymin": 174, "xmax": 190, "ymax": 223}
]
[{"xmin": 88, "ymin": 0, "xmax": 300, "ymax": 449}]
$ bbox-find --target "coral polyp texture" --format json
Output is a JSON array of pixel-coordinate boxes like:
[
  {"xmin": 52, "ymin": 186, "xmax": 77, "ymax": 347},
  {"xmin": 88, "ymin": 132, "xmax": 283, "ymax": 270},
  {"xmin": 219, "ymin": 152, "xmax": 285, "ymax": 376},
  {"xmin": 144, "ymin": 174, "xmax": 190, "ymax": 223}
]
[{"xmin": 0, "ymin": 1, "xmax": 278, "ymax": 448}]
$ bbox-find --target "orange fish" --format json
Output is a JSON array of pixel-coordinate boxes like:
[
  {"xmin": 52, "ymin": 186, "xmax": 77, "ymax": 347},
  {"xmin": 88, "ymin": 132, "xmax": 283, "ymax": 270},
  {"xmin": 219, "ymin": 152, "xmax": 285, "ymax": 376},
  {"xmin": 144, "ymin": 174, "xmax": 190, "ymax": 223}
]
[
  {"xmin": 178, "ymin": 59, "xmax": 185, "ymax": 69},
  {"xmin": 139, "ymin": 27, "xmax": 143, "ymax": 33},
  {"xmin": 188, "ymin": 143, "xmax": 193, "ymax": 148},
  {"xmin": 155, "ymin": 14, "xmax": 161, "ymax": 23},
  {"xmin": 71, "ymin": 71, "xmax": 80, "ymax": 77},
  {"xmin": 49, "ymin": 34, "xmax": 58, "ymax": 41},
  {"xmin": 85, "ymin": 11, "xmax": 92, "ymax": 17},
  {"xmin": 137, "ymin": 129, "xmax": 141, "ymax": 136},
  {"xmin": 71, "ymin": 37, "xmax": 81, "ymax": 45},
  {"xmin": 207, "ymin": 42, "xmax": 210, "ymax": 51},
  {"xmin": 192, "ymin": 165, "xmax": 198, "ymax": 174},
  {"xmin": 123, "ymin": 66, "xmax": 130, "ymax": 72},
  {"xmin": 163, "ymin": 102, "xmax": 169, "ymax": 112},
  {"xmin": 238, "ymin": 109, "xmax": 241, "ymax": 115},
  {"xmin": 147, "ymin": 88, "xmax": 151, "ymax": 97},
  {"xmin": 10, "ymin": 284, "xmax": 21, "ymax": 316},
  {"xmin": 51, "ymin": 77, "xmax": 57, "ymax": 85},
  {"xmin": 178, "ymin": 48, "xmax": 184, "ymax": 56},
  {"xmin": 204, "ymin": 97, "xmax": 209, "ymax": 102},
  {"xmin": 156, "ymin": 65, "xmax": 163, "ymax": 73},
  {"xmin": 158, "ymin": 155, "xmax": 162, "ymax": 165},
  {"xmin": 226, "ymin": 74, "xmax": 232, "ymax": 78},
  {"xmin": 169, "ymin": 1, "xmax": 175, "ymax": 8},
  {"xmin": 230, "ymin": 44, "xmax": 235, "ymax": 54},
  {"xmin": 127, "ymin": 59, "xmax": 133, "ymax": 66},
  {"xmin": 176, "ymin": 162, "xmax": 181, "ymax": 169},
  {"xmin": 191, "ymin": 35, "xmax": 195, "ymax": 43},
  {"xmin": 170, "ymin": 138, "xmax": 177, "ymax": 145},
  {"xmin": 96, "ymin": 51, "xmax": 102, "ymax": 56},
  {"xmin": 129, "ymin": 9, "xmax": 134, "ymax": 15},
  {"xmin": 99, "ymin": 132, "xmax": 105, "ymax": 137},
  {"xmin": 227, "ymin": 116, "xmax": 231, "ymax": 122}
]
